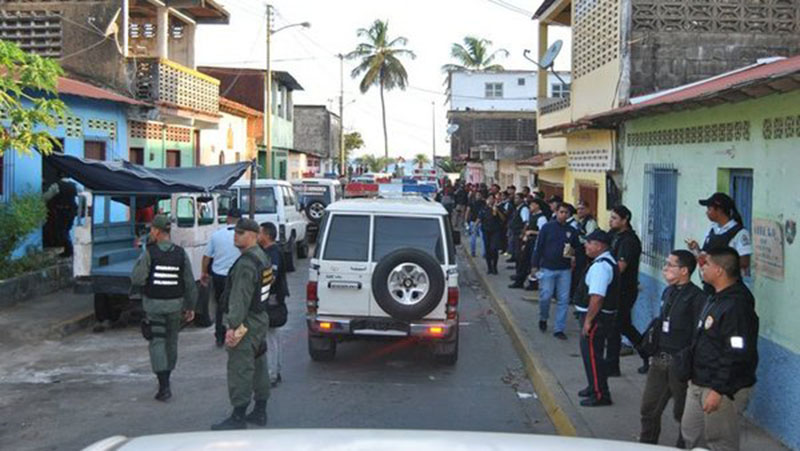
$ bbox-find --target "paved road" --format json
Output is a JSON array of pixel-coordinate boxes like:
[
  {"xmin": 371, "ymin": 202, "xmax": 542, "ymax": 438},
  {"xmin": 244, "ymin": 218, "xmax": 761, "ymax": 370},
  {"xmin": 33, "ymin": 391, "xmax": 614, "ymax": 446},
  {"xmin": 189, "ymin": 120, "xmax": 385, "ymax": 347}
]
[{"xmin": 0, "ymin": 249, "xmax": 554, "ymax": 450}]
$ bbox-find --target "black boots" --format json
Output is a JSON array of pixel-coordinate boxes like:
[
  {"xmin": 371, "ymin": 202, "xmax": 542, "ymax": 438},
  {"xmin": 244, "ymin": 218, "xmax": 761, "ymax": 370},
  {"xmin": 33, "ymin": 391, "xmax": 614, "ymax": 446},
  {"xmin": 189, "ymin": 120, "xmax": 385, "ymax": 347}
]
[
  {"xmin": 245, "ymin": 400, "xmax": 268, "ymax": 426},
  {"xmin": 211, "ymin": 406, "xmax": 248, "ymax": 430},
  {"xmin": 155, "ymin": 371, "xmax": 171, "ymax": 402}
]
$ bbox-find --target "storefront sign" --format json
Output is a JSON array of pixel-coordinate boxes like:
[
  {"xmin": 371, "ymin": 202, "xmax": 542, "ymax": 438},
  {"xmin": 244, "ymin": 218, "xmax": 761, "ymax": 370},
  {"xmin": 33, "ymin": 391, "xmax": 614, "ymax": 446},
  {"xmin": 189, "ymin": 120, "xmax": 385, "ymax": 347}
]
[{"xmin": 753, "ymin": 219, "xmax": 784, "ymax": 281}]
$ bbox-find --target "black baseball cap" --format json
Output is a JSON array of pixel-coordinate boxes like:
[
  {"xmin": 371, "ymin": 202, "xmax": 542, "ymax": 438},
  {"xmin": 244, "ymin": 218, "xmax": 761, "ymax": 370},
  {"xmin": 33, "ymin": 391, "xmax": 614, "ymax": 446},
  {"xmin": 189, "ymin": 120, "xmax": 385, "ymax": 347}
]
[
  {"xmin": 585, "ymin": 229, "xmax": 612, "ymax": 245},
  {"xmin": 699, "ymin": 192, "xmax": 735, "ymax": 210},
  {"xmin": 547, "ymin": 195, "xmax": 563, "ymax": 204},
  {"xmin": 227, "ymin": 207, "xmax": 242, "ymax": 219}
]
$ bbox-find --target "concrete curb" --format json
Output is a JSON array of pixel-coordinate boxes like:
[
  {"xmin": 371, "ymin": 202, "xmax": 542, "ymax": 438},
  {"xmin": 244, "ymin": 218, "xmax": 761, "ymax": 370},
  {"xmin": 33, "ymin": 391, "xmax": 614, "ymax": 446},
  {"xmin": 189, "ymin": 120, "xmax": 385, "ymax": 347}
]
[
  {"xmin": 47, "ymin": 311, "xmax": 95, "ymax": 340},
  {"xmin": 463, "ymin": 247, "xmax": 578, "ymax": 437}
]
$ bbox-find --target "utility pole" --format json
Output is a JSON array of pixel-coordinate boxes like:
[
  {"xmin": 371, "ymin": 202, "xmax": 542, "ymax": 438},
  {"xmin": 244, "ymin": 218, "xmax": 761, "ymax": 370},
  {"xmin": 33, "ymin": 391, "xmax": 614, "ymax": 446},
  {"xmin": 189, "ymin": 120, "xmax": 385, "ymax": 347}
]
[
  {"xmin": 338, "ymin": 53, "xmax": 345, "ymax": 178},
  {"xmin": 264, "ymin": 3, "xmax": 273, "ymax": 179},
  {"xmin": 432, "ymin": 101, "xmax": 436, "ymax": 165}
]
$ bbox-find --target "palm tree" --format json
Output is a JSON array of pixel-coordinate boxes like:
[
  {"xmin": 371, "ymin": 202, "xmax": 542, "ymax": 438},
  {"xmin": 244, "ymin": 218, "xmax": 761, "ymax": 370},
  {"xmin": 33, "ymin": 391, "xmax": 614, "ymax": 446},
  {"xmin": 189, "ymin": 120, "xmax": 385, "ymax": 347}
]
[
  {"xmin": 414, "ymin": 153, "xmax": 430, "ymax": 169},
  {"xmin": 441, "ymin": 36, "xmax": 509, "ymax": 73},
  {"xmin": 347, "ymin": 20, "xmax": 416, "ymax": 165}
]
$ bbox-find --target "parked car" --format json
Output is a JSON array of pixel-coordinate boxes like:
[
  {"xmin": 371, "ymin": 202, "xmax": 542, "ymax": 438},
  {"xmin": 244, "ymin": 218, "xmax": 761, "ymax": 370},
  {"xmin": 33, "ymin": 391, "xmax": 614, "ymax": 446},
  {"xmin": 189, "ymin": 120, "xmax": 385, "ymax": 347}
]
[
  {"xmin": 291, "ymin": 178, "xmax": 343, "ymax": 228},
  {"xmin": 231, "ymin": 179, "xmax": 309, "ymax": 272},
  {"xmin": 83, "ymin": 429, "xmax": 680, "ymax": 451},
  {"xmin": 306, "ymin": 198, "xmax": 461, "ymax": 364}
]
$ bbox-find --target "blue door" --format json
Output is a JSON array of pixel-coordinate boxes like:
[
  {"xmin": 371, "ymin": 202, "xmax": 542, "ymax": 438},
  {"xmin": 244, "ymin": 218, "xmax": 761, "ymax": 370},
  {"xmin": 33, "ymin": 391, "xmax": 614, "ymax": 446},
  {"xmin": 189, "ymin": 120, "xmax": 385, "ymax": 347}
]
[{"xmin": 729, "ymin": 169, "xmax": 753, "ymax": 231}]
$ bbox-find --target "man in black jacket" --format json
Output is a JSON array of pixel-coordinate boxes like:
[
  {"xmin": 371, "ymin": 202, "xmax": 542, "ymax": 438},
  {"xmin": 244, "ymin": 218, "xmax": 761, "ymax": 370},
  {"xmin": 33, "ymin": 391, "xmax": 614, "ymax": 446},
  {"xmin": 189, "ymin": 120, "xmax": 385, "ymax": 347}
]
[
  {"xmin": 681, "ymin": 247, "xmax": 759, "ymax": 451},
  {"xmin": 258, "ymin": 222, "xmax": 289, "ymax": 387},
  {"xmin": 639, "ymin": 250, "xmax": 706, "ymax": 447}
]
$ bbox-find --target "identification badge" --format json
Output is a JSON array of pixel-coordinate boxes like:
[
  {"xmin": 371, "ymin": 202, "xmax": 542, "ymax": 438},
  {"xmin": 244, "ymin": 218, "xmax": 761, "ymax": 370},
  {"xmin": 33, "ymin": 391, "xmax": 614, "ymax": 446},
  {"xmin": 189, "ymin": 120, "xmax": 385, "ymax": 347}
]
[
  {"xmin": 662, "ymin": 320, "xmax": 670, "ymax": 334},
  {"xmin": 704, "ymin": 315, "xmax": 714, "ymax": 330}
]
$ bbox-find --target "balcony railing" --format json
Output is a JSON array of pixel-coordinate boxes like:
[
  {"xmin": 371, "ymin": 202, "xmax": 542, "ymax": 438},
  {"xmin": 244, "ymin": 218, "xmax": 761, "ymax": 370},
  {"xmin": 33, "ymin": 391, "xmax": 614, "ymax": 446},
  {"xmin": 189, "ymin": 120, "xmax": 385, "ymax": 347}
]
[
  {"xmin": 133, "ymin": 58, "xmax": 220, "ymax": 116},
  {"xmin": 539, "ymin": 96, "xmax": 571, "ymax": 115}
]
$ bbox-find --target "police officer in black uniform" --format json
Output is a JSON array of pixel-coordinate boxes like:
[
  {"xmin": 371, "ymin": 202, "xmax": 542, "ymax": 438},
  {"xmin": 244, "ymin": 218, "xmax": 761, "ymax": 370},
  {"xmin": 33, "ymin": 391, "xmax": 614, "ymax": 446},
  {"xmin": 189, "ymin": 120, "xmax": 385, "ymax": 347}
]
[
  {"xmin": 43, "ymin": 172, "xmax": 78, "ymax": 257},
  {"xmin": 507, "ymin": 193, "xmax": 529, "ymax": 266},
  {"xmin": 680, "ymin": 247, "xmax": 758, "ymax": 451},
  {"xmin": 639, "ymin": 250, "xmax": 706, "ymax": 447},
  {"xmin": 510, "ymin": 198, "xmax": 548, "ymax": 289},
  {"xmin": 574, "ymin": 229, "xmax": 618, "ymax": 407},
  {"xmin": 607, "ymin": 205, "xmax": 648, "ymax": 375}
]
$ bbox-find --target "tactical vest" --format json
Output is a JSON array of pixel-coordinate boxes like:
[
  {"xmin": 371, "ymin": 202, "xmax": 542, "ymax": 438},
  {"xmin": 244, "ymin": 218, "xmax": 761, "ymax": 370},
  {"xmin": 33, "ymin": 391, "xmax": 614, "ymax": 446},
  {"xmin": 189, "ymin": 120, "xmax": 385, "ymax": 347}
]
[
  {"xmin": 579, "ymin": 215, "xmax": 594, "ymax": 237},
  {"xmin": 53, "ymin": 180, "xmax": 78, "ymax": 211},
  {"xmin": 510, "ymin": 205, "xmax": 526, "ymax": 232},
  {"xmin": 573, "ymin": 255, "xmax": 620, "ymax": 314},
  {"xmin": 702, "ymin": 222, "xmax": 744, "ymax": 253},
  {"xmin": 529, "ymin": 212, "xmax": 546, "ymax": 231},
  {"xmin": 221, "ymin": 251, "xmax": 274, "ymax": 314},
  {"xmin": 144, "ymin": 243, "xmax": 185, "ymax": 299}
]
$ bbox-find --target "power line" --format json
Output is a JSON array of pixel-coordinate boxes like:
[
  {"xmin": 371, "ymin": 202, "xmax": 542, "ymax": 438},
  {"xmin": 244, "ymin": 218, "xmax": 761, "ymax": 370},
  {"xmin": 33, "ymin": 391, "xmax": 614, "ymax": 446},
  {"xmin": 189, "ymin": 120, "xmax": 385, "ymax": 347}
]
[
  {"xmin": 409, "ymin": 85, "xmax": 537, "ymax": 101},
  {"xmin": 219, "ymin": 13, "xmax": 267, "ymax": 98},
  {"xmin": 485, "ymin": 0, "xmax": 534, "ymax": 17}
]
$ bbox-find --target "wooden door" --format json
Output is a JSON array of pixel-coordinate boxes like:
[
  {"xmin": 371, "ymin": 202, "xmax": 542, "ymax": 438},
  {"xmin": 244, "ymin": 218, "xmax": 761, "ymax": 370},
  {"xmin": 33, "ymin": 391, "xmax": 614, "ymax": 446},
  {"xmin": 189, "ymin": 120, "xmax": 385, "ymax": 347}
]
[{"xmin": 578, "ymin": 183, "xmax": 599, "ymax": 218}]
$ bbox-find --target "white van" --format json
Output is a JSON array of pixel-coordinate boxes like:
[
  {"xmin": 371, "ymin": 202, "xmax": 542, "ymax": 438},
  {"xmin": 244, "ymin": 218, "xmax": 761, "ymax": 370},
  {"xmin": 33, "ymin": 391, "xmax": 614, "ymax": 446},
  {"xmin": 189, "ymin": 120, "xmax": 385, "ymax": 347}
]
[
  {"xmin": 231, "ymin": 179, "xmax": 309, "ymax": 272},
  {"xmin": 306, "ymin": 198, "xmax": 461, "ymax": 364}
]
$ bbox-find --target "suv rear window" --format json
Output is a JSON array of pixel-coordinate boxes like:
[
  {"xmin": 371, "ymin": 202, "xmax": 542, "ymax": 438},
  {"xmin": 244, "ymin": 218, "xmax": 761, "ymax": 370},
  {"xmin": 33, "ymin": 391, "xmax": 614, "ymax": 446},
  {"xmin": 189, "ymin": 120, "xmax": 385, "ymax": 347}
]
[
  {"xmin": 373, "ymin": 216, "xmax": 444, "ymax": 264},
  {"xmin": 239, "ymin": 187, "xmax": 277, "ymax": 214},
  {"xmin": 323, "ymin": 215, "xmax": 370, "ymax": 261}
]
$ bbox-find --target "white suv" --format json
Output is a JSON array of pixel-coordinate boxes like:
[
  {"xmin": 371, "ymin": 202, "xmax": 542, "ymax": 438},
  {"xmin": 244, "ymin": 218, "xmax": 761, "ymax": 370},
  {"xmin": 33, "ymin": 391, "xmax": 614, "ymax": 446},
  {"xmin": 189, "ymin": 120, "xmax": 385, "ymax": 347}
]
[
  {"xmin": 306, "ymin": 198, "xmax": 461, "ymax": 364},
  {"xmin": 231, "ymin": 179, "xmax": 309, "ymax": 272}
]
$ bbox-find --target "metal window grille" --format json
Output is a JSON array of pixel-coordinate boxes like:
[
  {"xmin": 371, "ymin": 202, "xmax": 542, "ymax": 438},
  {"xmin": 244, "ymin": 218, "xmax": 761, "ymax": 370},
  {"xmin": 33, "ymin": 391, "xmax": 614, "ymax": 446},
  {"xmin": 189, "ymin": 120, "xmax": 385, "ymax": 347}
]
[
  {"xmin": 642, "ymin": 164, "xmax": 678, "ymax": 268},
  {"xmin": 473, "ymin": 118, "xmax": 536, "ymax": 143}
]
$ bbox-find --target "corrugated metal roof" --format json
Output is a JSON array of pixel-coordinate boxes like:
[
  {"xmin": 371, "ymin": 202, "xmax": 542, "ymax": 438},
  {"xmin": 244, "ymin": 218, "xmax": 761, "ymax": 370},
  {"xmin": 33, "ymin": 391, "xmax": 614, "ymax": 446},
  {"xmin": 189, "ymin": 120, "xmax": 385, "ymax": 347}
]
[
  {"xmin": 533, "ymin": 0, "xmax": 558, "ymax": 19},
  {"xmin": 58, "ymin": 77, "xmax": 146, "ymax": 106},
  {"xmin": 540, "ymin": 55, "xmax": 800, "ymax": 133},
  {"xmin": 517, "ymin": 151, "xmax": 560, "ymax": 166}
]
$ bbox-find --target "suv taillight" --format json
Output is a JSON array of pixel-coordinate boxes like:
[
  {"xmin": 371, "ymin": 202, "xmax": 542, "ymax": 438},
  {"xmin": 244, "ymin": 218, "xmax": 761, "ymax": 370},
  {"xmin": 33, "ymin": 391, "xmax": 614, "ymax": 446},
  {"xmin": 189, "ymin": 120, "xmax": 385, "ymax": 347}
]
[
  {"xmin": 447, "ymin": 287, "xmax": 459, "ymax": 320},
  {"xmin": 306, "ymin": 281, "xmax": 318, "ymax": 314}
]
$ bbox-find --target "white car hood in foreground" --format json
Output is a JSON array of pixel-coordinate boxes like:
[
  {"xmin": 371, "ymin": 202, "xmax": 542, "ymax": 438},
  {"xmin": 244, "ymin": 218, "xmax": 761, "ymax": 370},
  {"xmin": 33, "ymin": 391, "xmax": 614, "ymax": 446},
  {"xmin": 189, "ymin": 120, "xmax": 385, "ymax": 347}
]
[{"xmin": 84, "ymin": 429, "xmax": 686, "ymax": 451}]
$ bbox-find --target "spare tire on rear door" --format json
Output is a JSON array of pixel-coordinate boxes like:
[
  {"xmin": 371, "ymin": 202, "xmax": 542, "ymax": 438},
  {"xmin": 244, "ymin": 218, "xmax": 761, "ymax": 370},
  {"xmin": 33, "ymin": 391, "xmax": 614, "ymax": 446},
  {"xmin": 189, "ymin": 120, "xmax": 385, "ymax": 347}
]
[
  {"xmin": 371, "ymin": 248, "xmax": 445, "ymax": 321},
  {"xmin": 305, "ymin": 200, "xmax": 326, "ymax": 224}
]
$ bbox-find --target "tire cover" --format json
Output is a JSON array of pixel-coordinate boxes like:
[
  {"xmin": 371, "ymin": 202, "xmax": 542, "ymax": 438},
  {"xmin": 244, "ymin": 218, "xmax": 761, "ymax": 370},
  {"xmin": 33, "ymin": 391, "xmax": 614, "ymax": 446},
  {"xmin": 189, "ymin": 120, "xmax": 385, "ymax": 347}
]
[
  {"xmin": 371, "ymin": 248, "xmax": 445, "ymax": 321},
  {"xmin": 305, "ymin": 201, "xmax": 326, "ymax": 224}
]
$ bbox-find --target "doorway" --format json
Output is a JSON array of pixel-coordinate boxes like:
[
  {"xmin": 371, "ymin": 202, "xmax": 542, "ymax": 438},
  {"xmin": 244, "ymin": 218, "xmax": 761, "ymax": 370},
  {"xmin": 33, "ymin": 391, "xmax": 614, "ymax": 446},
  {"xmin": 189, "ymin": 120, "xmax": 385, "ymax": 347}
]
[{"xmin": 577, "ymin": 182, "xmax": 599, "ymax": 218}]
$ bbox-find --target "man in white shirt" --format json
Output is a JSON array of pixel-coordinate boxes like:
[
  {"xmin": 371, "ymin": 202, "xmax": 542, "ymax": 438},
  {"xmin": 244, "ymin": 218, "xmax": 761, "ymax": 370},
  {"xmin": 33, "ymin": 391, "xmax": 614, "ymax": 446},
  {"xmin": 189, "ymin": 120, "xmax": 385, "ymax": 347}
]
[{"xmin": 201, "ymin": 208, "xmax": 243, "ymax": 346}]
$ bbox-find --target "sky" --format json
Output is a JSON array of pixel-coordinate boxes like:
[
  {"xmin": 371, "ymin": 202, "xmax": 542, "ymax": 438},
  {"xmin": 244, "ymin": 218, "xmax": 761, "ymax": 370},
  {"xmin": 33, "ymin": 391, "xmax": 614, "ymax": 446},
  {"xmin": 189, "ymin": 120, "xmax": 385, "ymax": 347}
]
[{"xmin": 197, "ymin": 0, "xmax": 572, "ymax": 160}]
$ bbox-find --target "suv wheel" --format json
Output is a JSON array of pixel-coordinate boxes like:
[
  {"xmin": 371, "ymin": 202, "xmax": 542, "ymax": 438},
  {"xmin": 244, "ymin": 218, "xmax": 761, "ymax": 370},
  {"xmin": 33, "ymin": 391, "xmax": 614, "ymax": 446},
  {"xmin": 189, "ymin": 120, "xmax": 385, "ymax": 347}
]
[
  {"xmin": 433, "ymin": 326, "xmax": 459, "ymax": 365},
  {"xmin": 371, "ymin": 248, "xmax": 445, "ymax": 321},
  {"xmin": 284, "ymin": 237, "xmax": 296, "ymax": 273},
  {"xmin": 297, "ymin": 239, "xmax": 309, "ymax": 259},
  {"xmin": 308, "ymin": 334, "xmax": 336, "ymax": 361},
  {"xmin": 305, "ymin": 201, "xmax": 326, "ymax": 224}
]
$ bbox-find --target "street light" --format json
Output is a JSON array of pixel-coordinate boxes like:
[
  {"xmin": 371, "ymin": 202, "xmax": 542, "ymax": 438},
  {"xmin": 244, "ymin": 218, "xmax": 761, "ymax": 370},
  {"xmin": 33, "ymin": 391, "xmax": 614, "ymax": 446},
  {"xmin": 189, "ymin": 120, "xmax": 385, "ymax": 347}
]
[
  {"xmin": 264, "ymin": 10, "xmax": 310, "ymax": 179},
  {"xmin": 251, "ymin": 5, "xmax": 309, "ymax": 219}
]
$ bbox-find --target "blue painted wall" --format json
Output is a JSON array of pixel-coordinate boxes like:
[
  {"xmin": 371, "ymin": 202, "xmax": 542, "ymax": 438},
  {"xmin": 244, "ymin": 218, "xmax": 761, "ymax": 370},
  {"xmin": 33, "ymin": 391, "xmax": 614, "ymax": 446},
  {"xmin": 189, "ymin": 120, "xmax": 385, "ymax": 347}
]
[{"xmin": 3, "ymin": 95, "xmax": 130, "ymax": 257}]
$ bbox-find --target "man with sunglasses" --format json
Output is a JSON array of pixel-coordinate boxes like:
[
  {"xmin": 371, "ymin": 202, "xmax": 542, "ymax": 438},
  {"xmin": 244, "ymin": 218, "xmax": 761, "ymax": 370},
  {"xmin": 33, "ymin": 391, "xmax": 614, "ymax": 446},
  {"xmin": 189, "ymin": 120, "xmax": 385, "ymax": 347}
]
[{"xmin": 639, "ymin": 250, "xmax": 705, "ymax": 447}]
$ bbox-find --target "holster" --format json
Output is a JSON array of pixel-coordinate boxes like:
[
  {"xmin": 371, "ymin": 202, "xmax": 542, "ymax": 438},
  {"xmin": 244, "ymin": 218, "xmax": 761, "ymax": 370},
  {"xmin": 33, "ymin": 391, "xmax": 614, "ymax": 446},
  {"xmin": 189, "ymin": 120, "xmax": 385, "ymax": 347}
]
[
  {"xmin": 255, "ymin": 340, "xmax": 267, "ymax": 358},
  {"xmin": 141, "ymin": 319, "xmax": 153, "ymax": 341}
]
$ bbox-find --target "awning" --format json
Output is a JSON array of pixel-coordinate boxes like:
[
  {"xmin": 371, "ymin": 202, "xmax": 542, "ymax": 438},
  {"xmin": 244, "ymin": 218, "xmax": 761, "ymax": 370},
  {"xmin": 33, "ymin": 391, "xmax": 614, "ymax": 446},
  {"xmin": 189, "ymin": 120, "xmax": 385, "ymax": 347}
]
[{"xmin": 44, "ymin": 153, "xmax": 250, "ymax": 194}]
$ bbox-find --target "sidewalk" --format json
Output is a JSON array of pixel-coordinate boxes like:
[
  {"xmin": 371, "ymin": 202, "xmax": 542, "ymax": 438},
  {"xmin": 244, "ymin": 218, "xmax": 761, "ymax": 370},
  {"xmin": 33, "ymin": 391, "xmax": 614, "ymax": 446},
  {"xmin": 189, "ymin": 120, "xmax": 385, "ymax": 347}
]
[
  {"xmin": 0, "ymin": 289, "xmax": 94, "ymax": 346},
  {"xmin": 462, "ymin": 247, "xmax": 787, "ymax": 449}
]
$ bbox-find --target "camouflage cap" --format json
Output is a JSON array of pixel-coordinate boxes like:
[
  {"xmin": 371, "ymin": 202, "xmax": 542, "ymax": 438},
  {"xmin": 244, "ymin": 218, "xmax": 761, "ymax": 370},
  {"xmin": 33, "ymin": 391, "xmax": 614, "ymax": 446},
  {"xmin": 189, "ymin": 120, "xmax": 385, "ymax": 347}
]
[
  {"xmin": 151, "ymin": 214, "xmax": 171, "ymax": 231},
  {"xmin": 235, "ymin": 217, "xmax": 260, "ymax": 234}
]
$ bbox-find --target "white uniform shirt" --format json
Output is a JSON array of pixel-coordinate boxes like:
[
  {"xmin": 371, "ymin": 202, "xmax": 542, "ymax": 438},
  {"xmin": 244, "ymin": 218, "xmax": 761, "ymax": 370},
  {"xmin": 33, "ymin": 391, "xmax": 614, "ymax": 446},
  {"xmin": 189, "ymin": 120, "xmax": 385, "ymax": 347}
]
[
  {"xmin": 575, "ymin": 251, "xmax": 617, "ymax": 313},
  {"xmin": 704, "ymin": 220, "xmax": 752, "ymax": 256},
  {"xmin": 203, "ymin": 226, "xmax": 239, "ymax": 276},
  {"xmin": 535, "ymin": 215, "xmax": 548, "ymax": 230}
]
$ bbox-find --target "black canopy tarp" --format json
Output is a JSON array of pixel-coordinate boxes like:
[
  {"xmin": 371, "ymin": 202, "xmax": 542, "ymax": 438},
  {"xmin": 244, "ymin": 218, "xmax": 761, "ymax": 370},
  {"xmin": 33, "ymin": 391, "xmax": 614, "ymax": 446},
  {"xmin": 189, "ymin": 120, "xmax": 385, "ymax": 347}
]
[{"xmin": 45, "ymin": 153, "xmax": 251, "ymax": 193}]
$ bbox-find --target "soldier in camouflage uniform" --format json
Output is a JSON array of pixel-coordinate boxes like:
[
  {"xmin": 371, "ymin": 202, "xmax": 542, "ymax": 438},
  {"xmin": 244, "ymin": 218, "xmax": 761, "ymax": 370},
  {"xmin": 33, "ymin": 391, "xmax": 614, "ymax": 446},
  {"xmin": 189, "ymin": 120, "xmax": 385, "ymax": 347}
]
[
  {"xmin": 211, "ymin": 218, "xmax": 273, "ymax": 430},
  {"xmin": 131, "ymin": 214, "xmax": 197, "ymax": 402}
]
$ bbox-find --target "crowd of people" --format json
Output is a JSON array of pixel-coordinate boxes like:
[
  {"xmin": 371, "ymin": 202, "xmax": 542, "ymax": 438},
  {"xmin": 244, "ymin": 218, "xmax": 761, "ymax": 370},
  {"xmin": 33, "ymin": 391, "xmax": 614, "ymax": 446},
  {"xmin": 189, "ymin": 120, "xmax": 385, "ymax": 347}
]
[{"xmin": 444, "ymin": 181, "xmax": 760, "ymax": 450}]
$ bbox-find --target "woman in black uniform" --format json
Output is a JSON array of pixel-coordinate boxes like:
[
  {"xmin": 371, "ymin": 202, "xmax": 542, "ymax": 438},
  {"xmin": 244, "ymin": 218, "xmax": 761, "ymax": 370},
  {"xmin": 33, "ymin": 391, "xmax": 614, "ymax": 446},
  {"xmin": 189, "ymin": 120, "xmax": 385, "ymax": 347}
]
[{"xmin": 479, "ymin": 194, "xmax": 506, "ymax": 274}]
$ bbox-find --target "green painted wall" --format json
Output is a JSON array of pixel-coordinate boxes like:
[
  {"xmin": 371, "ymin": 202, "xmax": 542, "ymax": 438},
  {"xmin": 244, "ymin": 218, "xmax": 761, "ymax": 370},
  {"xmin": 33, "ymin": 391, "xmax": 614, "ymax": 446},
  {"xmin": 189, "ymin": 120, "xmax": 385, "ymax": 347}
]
[
  {"xmin": 130, "ymin": 135, "xmax": 195, "ymax": 168},
  {"xmin": 622, "ymin": 90, "xmax": 800, "ymax": 352},
  {"xmin": 271, "ymin": 115, "xmax": 293, "ymax": 150}
]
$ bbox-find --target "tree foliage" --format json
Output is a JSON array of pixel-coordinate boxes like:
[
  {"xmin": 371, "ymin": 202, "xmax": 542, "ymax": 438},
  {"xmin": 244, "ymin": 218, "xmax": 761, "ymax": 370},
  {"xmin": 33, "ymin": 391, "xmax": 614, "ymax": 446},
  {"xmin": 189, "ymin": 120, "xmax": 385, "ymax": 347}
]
[
  {"xmin": 441, "ymin": 36, "xmax": 509, "ymax": 74},
  {"xmin": 436, "ymin": 156, "xmax": 464, "ymax": 174},
  {"xmin": 357, "ymin": 154, "xmax": 393, "ymax": 173},
  {"xmin": 0, "ymin": 193, "xmax": 48, "ymax": 269},
  {"xmin": 346, "ymin": 20, "xmax": 415, "ymax": 162},
  {"xmin": 414, "ymin": 153, "xmax": 430, "ymax": 168},
  {"xmin": 0, "ymin": 40, "xmax": 67, "ymax": 157}
]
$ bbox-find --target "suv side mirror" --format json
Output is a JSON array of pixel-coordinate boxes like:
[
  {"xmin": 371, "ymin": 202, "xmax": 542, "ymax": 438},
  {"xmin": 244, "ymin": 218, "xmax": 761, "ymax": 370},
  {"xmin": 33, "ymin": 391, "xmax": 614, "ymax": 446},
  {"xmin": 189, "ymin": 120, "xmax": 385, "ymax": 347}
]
[{"xmin": 452, "ymin": 230, "xmax": 461, "ymax": 246}]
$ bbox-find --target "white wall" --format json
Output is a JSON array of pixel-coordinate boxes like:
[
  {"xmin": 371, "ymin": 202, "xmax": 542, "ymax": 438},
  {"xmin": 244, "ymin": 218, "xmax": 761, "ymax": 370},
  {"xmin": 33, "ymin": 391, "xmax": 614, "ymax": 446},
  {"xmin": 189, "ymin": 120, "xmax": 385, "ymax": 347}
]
[
  {"xmin": 449, "ymin": 71, "xmax": 571, "ymax": 112},
  {"xmin": 199, "ymin": 111, "xmax": 248, "ymax": 167}
]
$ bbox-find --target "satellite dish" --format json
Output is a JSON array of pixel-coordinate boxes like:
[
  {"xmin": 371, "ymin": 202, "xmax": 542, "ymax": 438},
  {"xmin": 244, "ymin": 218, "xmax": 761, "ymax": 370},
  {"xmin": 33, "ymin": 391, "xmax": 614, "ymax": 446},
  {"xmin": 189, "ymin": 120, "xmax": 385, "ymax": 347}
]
[
  {"xmin": 104, "ymin": 8, "xmax": 124, "ymax": 55},
  {"xmin": 446, "ymin": 123, "xmax": 460, "ymax": 135},
  {"xmin": 540, "ymin": 40, "xmax": 563, "ymax": 69}
]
